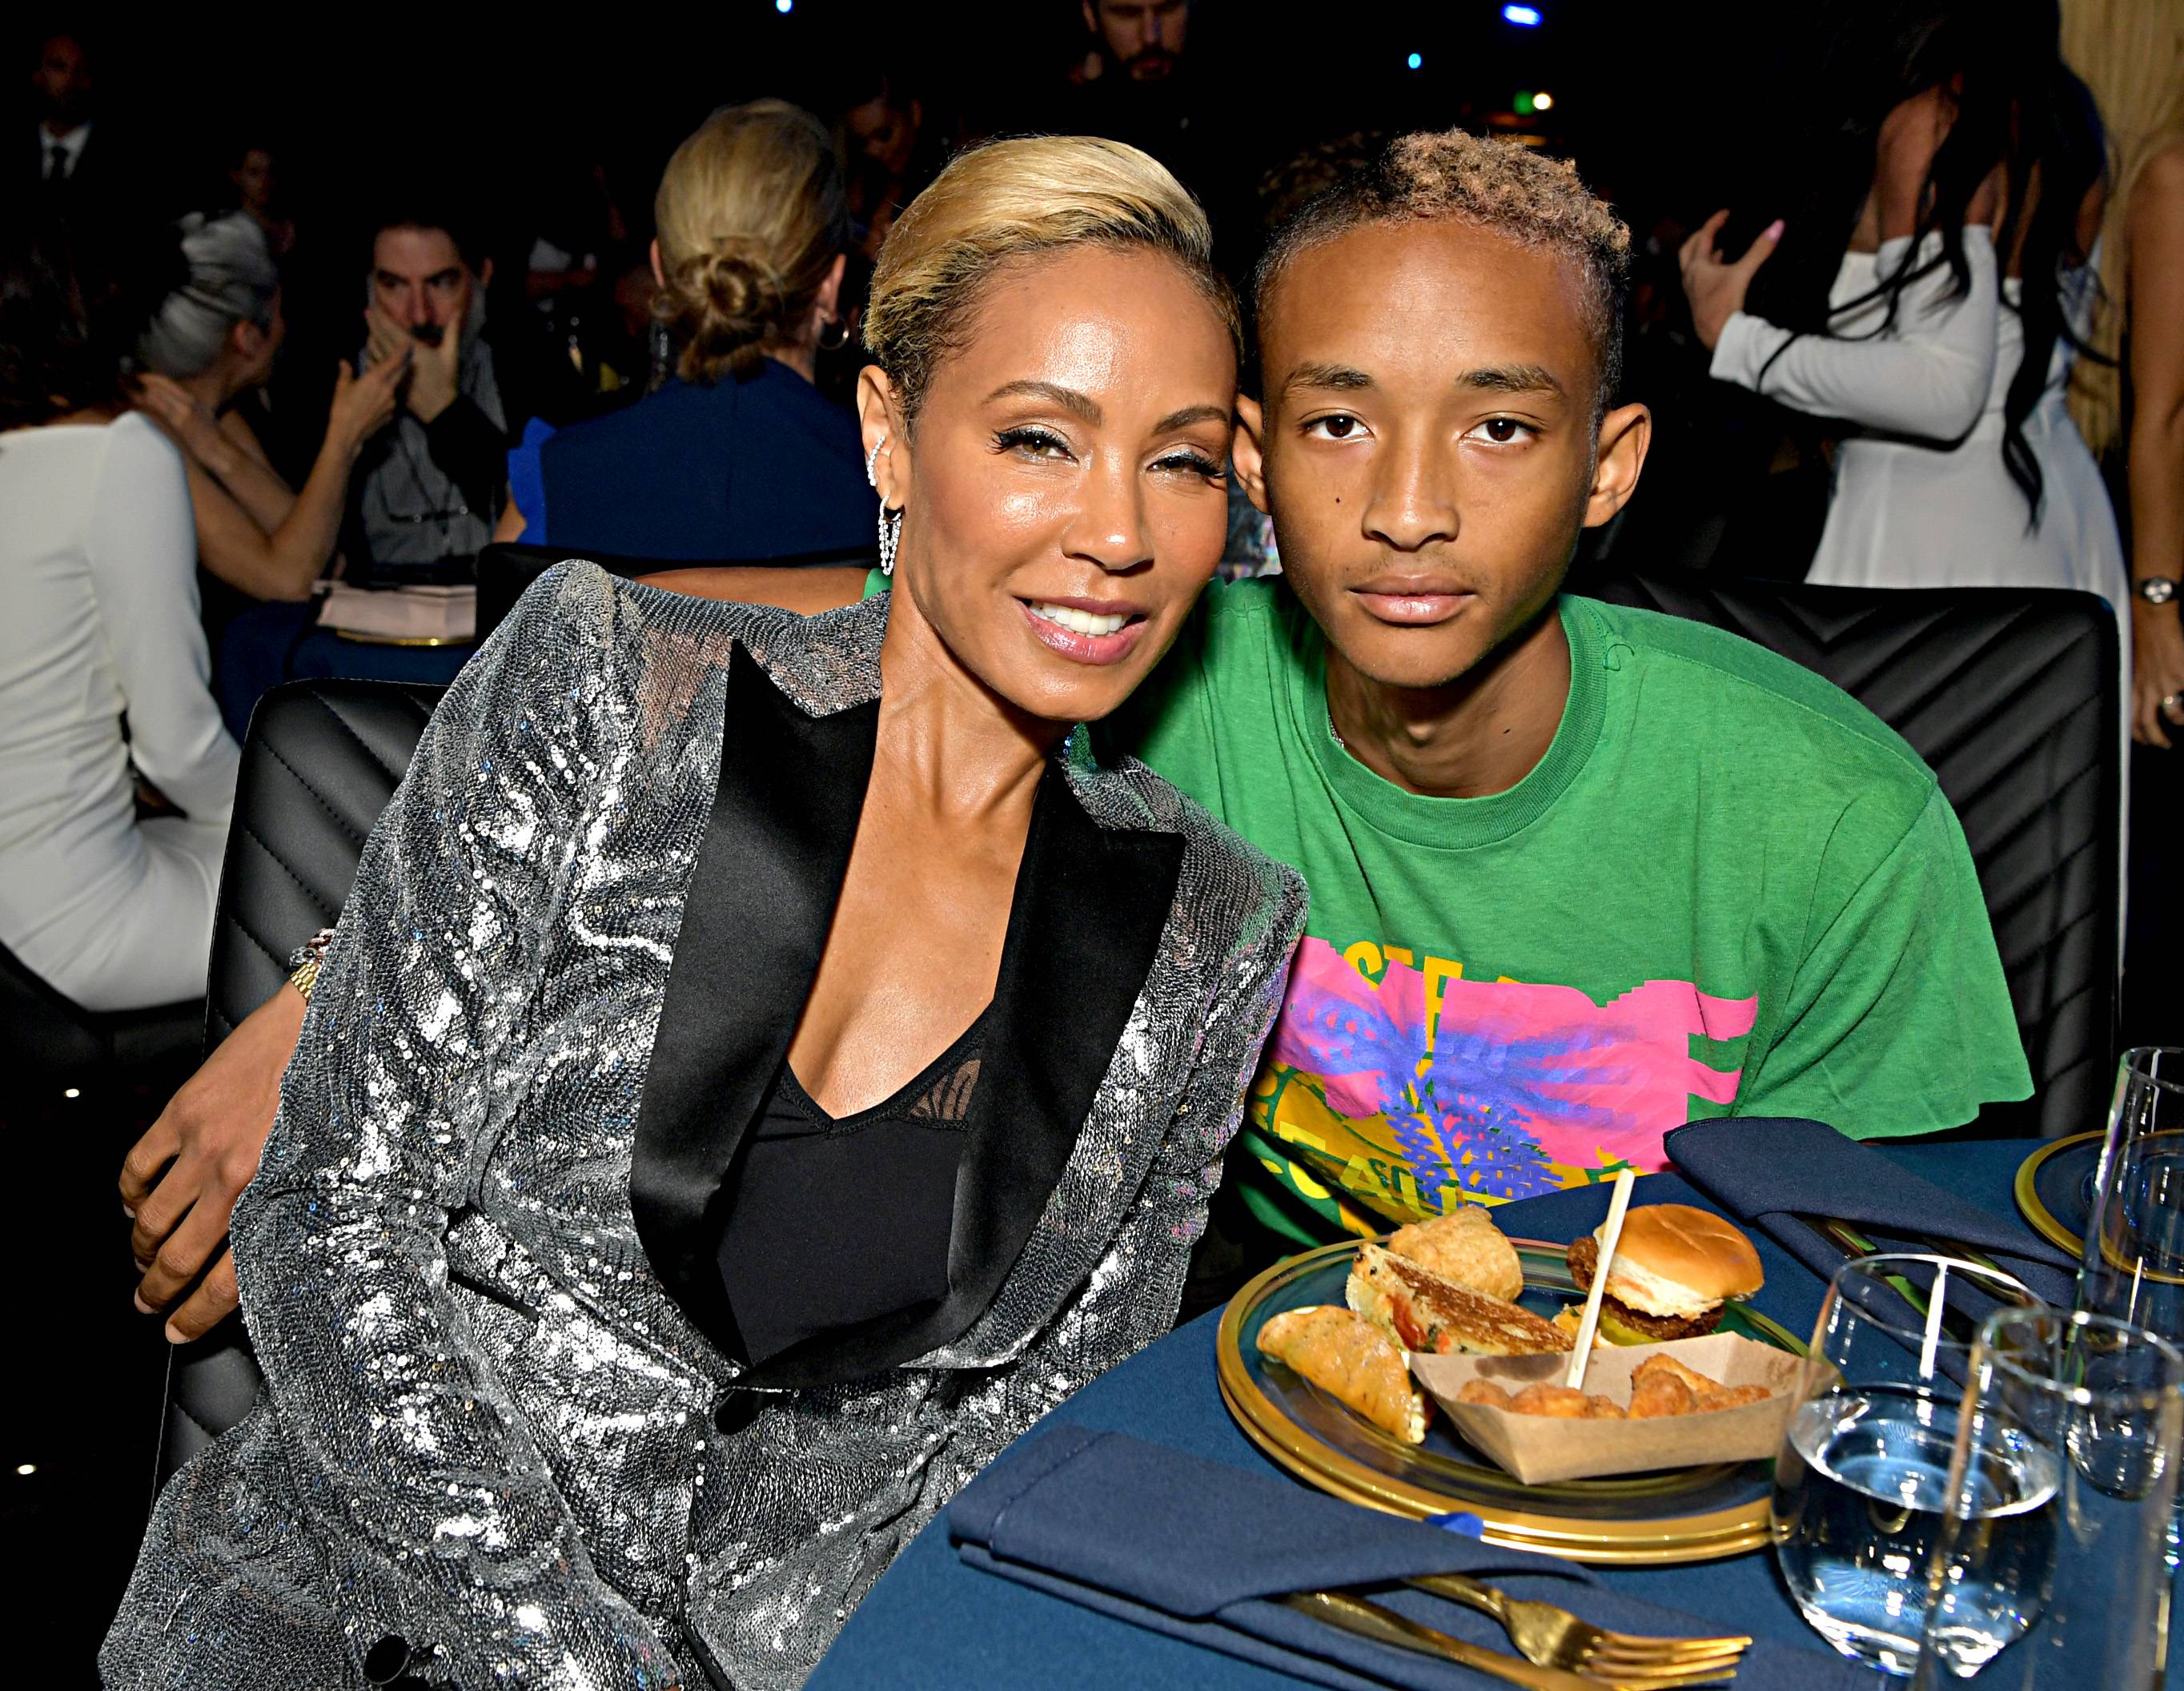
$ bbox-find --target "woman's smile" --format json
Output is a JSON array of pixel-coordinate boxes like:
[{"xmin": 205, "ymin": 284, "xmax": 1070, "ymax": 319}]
[{"xmin": 1020, "ymin": 596, "xmax": 1150, "ymax": 665}]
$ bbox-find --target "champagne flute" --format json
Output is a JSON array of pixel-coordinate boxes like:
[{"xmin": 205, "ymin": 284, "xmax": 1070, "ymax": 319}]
[{"xmin": 2079, "ymin": 1048, "xmax": 2184, "ymax": 1338}]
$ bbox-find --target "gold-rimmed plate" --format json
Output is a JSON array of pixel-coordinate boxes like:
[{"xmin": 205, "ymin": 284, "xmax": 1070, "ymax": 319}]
[
  {"xmin": 1216, "ymin": 1238, "xmax": 1805, "ymax": 1565},
  {"xmin": 2013, "ymin": 1131, "xmax": 2102, "ymax": 1257}
]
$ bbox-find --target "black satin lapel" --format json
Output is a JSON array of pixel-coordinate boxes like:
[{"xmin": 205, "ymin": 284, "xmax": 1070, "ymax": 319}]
[
  {"xmin": 743, "ymin": 762, "xmax": 1185, "ymax": 1390},
  {"xmin": 631, "ymin": 647, "xmax": 876, "ymax": 1350}
]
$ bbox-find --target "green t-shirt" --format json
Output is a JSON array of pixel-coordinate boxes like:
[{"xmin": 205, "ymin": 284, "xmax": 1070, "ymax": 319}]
[
  {"xmin": 1099, "ymin": 578, "xmax": 2031, "ymax": 1251},
  {"xmin": 864, "ymin": 572, "xmax": 2030, "ymax": 1254}
]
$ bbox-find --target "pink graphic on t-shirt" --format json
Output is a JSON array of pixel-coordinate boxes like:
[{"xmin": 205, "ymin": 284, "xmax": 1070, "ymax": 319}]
[{"xmin": 1269, "ymin": 938, "xmax": 1756, "ymax": 1206}]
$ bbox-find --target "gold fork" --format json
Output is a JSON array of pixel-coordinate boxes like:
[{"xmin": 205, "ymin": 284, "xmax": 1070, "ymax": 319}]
[
  {"xmin": 1279, "ymin": 1590, "xmax": 1649, "ymax": 1690},
  {"xmin": 1410, "ymin": 1573, "xmax": 1750, "ymax": 1685}
]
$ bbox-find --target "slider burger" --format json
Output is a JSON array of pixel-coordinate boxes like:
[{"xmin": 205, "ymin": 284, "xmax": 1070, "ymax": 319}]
[{"xmin": 1565, "ymin": 1204, "xmax": 1764, "ymax": 1343}]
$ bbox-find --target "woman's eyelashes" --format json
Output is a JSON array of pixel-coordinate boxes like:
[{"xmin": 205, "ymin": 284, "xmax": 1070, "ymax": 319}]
[
  {"xmin": 1152, "ymin": 446, "xmax": 1226, "ymax": 481},
  {"xmin": 994, "ymin": 424, "xmax": 1074, "ymax": 460},
  {"xmin": 994, "ymin": 424, "xmax": 1226, "ymax": 481}
]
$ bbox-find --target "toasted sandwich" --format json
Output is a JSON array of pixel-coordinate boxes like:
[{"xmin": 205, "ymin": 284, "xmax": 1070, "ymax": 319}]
[{"xmin": 1347, "ymin": 1243, "xmax": 1572, "ymax": 1357}]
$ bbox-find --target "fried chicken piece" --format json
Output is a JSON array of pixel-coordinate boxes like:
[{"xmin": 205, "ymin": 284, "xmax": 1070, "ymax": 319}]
[
  {"xmin": 1455, "ymin": 1380, "xmax": 1513, "ymax": 1411},
  {"xmin": 1632, "ymin": 1353, "xmax": 1723, "ymax": 1397},
  {"xmin": 1627, "ymin": 1372, "xmax": 1696, "ymax": 1418},
  {"xmin": 1510, "ymin": 1383, "xmax": 1593, "ymax": 1418},
  {"xmin": 1696, "ymin": 1383, "xmax": 1775, "ymax": 1412}
]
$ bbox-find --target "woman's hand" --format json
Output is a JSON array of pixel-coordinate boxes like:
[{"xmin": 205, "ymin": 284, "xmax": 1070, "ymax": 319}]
[
  {"xmin": 2133, "ymin": 600, "xmax": 2184, "ymax": 749},
  {"xmin": 133, "ymin": 372, "xmax": 232, "ymax": 470},
  {"xmin": 1679, "ymin": 211, "xmax": 1785, "ymax": 351},
  {"xmin": 326, "ymin": 355, "xmax": 406, "ymax": 460}
]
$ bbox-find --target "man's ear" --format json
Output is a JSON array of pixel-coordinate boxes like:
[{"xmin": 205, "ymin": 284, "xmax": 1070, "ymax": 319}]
[
  {"xmin": 855, "ymin": 366, "xmax": 907, "ymax": 506},
  {"xmin": 1232, "ymin": 393, "xmax": 1271, "ymax": 516},
  {"xmin": 649, "ymin": 238, "xmax": 664, "ymax": 290},
  {"xmin": 1582, "ymin": 401, "xmax": 1651, "ymax": 529},
  {"xmin": 476, "ymin": 255, "xmax": 496, "ymax": 294}
]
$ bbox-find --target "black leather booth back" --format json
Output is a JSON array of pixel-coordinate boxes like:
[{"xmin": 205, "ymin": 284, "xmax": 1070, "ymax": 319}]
[
  {"xmin": 1587, "ymin": 569, "xmax": 2118, "ymax": 1141},
  {"xmin": 157, "ymin": 680, "xmax": 441, "ymax": 1488},
  {"xmin": 155, "ymin": 567, "xmax": 2118, "ymax": 1489},
  {"xmin": 476, "ymin": 540, "xmax": 878, "ymax": 645}
]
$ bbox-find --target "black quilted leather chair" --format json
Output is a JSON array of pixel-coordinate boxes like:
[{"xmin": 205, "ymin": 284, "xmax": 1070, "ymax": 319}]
[
  {"xmin": 155, "ymin": 679, "xmax": 441, "ymax": 1487},
  {"xmin": 151, "ymin": 565, "xmax": 2118, "ymax": 1487},
  {"xmin": 1587, "ymin": 569, "xmax": 2118, "ymax": 1143}
]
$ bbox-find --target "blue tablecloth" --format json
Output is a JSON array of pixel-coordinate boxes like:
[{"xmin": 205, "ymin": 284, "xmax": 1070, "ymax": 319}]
[
  {"xmin": 215, "ymin": 599, "xmax": 474, "ymax": 742},
  {"xmin": 809, "ymin": 1139, "xmax": 2146, "ymax": 1691}
]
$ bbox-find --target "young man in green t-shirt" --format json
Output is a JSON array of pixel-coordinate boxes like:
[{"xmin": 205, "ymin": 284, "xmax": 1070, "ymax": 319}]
[
  {"xmin": 122, "ymin": 130, "xmax": 2029, "ymax": 1341},
  {"xmin": 1106, "ymin": 131, "xmax": 2027, "ymax": 1258}
]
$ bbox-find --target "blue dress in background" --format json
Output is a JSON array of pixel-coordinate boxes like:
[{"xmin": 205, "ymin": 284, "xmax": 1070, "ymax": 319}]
[{"xmin": 520, "ymin": 359, "xmax": 877, "ymax": 563}]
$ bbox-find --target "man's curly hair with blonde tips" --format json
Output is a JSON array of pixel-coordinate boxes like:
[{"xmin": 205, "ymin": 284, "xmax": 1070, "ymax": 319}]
[{"xmin": 1253, "ymin": 129, "xmax": 1633, "ymax": 414}]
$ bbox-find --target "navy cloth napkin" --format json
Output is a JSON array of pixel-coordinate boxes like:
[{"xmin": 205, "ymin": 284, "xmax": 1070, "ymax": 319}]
[
  {"xmin": 1666, "ymin": 1117, "xmax": 2078, "ymax": 1308},
  {"xmin": 950, "ymin": 1424, "xmax": 1872, "ymax": 1690}
]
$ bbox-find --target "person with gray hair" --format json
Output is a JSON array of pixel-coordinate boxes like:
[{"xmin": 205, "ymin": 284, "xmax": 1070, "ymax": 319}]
[{"xmin": 130, "ymin": 211, "xmax": 407, "ymax": 602}]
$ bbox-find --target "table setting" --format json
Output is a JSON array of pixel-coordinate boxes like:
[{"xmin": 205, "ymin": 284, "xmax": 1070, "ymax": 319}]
[{"xmin": 808, "ymin": 1058, "xmax": 2184, "ymax": 1691}]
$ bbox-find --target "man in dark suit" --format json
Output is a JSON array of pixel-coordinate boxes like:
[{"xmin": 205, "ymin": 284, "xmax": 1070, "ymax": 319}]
[{"xmin": 25, "ymin": 28, "xmax": 139, "ymax": 231}]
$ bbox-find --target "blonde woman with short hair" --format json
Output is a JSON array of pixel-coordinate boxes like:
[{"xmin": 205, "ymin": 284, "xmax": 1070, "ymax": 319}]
[
  {"xmin": 103, "ymin": 135, "xmax": 1303, "ymax": 1691},
  {"xmin": 500, "ymin": 100, "xmax": 878, "ymax": 563}
]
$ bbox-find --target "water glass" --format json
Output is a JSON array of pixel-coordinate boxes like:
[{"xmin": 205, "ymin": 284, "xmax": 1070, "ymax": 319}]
[
  {"xmin": 1911, "ymin": 1305, "xmax": 2184, "ymax": 1686},
  {"xmin": 1772, "ymin": 1254, "xmax": 2042, "ymax": 1677},
  {"xmin": 2079, "ymin": 1048, "xmax": 2184, "ymax": 1339}
]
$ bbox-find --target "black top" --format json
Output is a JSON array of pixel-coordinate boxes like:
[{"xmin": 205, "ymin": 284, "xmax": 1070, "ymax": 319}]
[{"xmin": 713, "ymin": 1011, "xmax": 987, "ymax": 1367}]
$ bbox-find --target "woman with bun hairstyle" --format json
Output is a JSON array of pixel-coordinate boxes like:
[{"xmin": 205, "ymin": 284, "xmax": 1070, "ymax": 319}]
[
  {"xmin": 500, "ymin": 99, "xmax": 877, "ymax": 563},
  {"xmin": 133, "ymin": 211, "xmax": 407, "ymax": 602},
  {"xmin": 105, "ymin": 135, "xmax": 1302, "ymax": 1691}
]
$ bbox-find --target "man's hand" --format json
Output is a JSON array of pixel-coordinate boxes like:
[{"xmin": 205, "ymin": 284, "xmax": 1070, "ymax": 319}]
[
  {"xmin": 403, "ymin": 311, "xmax": 465, "ymax": 424},
  {"xmin": 120, "ymin": 985, "xmax": 306, "ymax": 1341},
  {"xmin": 1679, "ymin": 210, "xmax": 1784, "ymax": 351},
  {"xmin": 362, "ymin": 301, "xmax": 411, "ymax": 376}
]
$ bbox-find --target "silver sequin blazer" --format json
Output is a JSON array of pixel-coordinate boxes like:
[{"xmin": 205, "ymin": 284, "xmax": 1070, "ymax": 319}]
[{"xmin": 103, "ymin": 563, "xmax": 1304, "ymax": 1691}]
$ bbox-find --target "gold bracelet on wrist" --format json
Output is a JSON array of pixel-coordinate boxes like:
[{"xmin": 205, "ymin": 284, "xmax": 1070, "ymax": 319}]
[{"xmin": 287, "ymin": 927, "xmax": 338, "ymax": 1005}]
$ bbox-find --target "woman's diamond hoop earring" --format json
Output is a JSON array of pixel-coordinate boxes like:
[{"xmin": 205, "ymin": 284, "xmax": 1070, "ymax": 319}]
[
  {"xmin": 878, "ymin": 505, "xmax": 901, "ymax": 576},
  {"xmin": 868, "ymin": 435, "xmax": 900, "ymax": 575}
]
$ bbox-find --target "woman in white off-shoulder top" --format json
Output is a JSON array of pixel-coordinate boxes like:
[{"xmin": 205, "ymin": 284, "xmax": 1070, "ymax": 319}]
[
  {"xmin": 1680, "ymin": 21, "xmax": 2123, "ymax": 631},
  {"xmin": 0, "ymin": 241, "xmax": 239, "ymax": 1010}
]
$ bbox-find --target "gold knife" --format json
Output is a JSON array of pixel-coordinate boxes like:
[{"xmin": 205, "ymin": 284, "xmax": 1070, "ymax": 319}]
[{"xmin": 1278, "ymin": 1589, "xmax": 1647, "ymax": 1690}]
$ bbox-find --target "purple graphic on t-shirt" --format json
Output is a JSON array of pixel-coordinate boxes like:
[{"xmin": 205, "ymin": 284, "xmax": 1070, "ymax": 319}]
[{"xmin": 1268, "ymin": 939, "xmax": 1756, "ymax": 1207}]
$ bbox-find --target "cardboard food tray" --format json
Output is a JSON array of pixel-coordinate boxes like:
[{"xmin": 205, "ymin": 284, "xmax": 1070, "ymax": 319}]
[{"xmin": 1407, "ymin": 1333, "xmax": 1802, "ymax": 1484}]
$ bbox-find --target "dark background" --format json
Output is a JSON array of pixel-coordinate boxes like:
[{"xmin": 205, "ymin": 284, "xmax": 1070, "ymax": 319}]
[{"xmin": 8, "ymin": 2, "xmax": 1810, "ymax": 277}]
